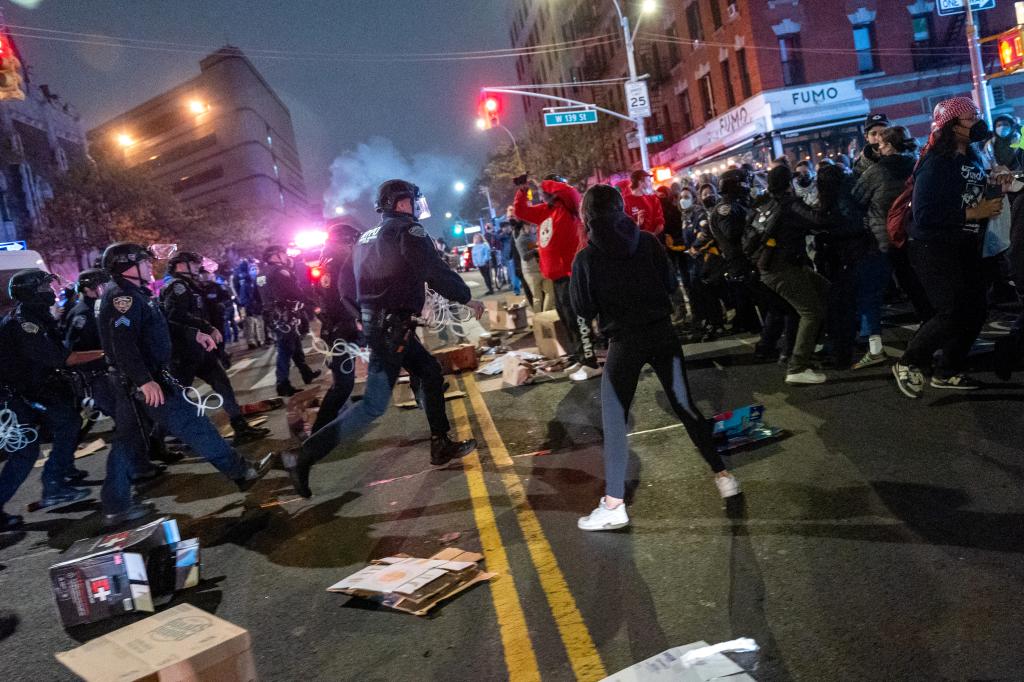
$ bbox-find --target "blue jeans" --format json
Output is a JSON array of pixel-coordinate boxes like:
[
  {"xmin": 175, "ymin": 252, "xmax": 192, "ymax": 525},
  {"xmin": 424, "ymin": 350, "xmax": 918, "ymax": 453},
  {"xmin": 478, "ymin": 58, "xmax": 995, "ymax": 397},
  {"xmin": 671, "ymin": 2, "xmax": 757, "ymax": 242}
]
[
  {"xmin": 856, "ymin": 250, "xmax": 892, "ymax": 338},
  {"xmin": 102, "ymin": 385, "xmax": 249, "ymax": 514},
  {"xmin": 0, "ymin": 397, "xmax": 78, "ymax": 511},
  {"xmin": 302, "ymin": 332, "xmax": 449, "ymax": 464},
  {"xmin": 275, "ymin": 330, "xmax": 309, "ymax": 385}
]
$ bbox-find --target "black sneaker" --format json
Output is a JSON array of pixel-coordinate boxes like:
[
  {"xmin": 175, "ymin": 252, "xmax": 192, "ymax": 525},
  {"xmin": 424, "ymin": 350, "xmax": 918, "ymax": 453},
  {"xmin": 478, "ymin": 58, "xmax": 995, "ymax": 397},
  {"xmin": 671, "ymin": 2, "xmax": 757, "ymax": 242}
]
[
  {"xmin": 231, "ymin": 419, "xmax": 271, "ymax": 446},
  {"xmin": 930, "ymin": 374, "xmax": 981, "ymax": 390},
  {"xmin": 0, "ymin": 511, "xmax": 23, "ymax": 531},
  {"xmin": 276, "ymin": 382, "xmax": 298, "ymax": 397},
  {"xmin": 236, "ymin": 453, "xmax": 274, "ymax": 492},
  {"xmin": 39, "ymin": 486, "xmax": 90, "ymax": 508},
  {"xmin": 130, "ymin": 463, "xmax": 167, "ymax": 483},
  {"xmin": 430, "ymin": 435, "xmax": 477, "ymax": 467},
  {"xmin": 280, "ymin": 451, "xmax": 312, "ymax": 498},
  {"xmin": 103, "ymin": 502, "xmax": 155, "ymax": 528},
  {"xmin": 300, "ymin": 368, "xmax": 322, "ymax": 385},
  {"xmin": 63, "ymin": 468, "xmax": 89, "ymax": 484},
  {"xmin": 892, "ymin": 361, "xmax": 925, "ymax": 399}
]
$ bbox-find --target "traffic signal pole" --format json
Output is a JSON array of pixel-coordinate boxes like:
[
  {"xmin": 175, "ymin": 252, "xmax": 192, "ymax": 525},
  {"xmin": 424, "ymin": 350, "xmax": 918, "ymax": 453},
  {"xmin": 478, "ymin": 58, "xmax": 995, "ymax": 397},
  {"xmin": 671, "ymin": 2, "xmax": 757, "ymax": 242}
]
[
  {"xmin": 612, "ymin": 0, "xmax": 651, "ymax": 171},
  {"xmin": 965, "ymin": 2, "xmax": 994, "ymax": 124}
]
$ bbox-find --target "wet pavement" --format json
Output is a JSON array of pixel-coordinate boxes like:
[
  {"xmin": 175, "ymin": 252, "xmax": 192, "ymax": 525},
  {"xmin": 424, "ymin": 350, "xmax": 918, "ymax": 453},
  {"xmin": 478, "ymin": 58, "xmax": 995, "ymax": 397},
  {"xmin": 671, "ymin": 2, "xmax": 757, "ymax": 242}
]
[{"xmin": 1, "ymin": 282, "xmax": 1023, "ymax": 681}]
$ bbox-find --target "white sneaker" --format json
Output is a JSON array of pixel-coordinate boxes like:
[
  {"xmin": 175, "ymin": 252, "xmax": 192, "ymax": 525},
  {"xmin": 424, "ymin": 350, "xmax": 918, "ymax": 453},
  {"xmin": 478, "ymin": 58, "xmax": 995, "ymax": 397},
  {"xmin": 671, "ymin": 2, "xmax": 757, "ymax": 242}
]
[
  {"xmin": 715, "ymin": 472, "xmax": 741, "ymax": 498},
  {"xmin": 562, "ymin": 362, "xmax": 583, "ymax": 375},
  {"xmin": 785, "ymin": 368, "xmax": 827, "ymax": 385},
  {"xmin": 570, "ymin": 365, "xmax": 603, "ymax": 382},
  {"xmin": 578, "ymin": 498, "xmax": 629, "ymax": 531}
]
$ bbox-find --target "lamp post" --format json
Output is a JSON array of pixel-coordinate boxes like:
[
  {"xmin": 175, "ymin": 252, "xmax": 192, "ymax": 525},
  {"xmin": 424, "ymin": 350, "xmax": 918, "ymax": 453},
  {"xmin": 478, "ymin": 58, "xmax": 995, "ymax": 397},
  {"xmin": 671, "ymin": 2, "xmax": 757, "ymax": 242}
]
[
  {"xmin": 477, "ymin": 118, "xmax": 525, "ymax": 172},
  {"xmin": 610, "ymin": 0, "xmax": 656, "ymax": 171}
]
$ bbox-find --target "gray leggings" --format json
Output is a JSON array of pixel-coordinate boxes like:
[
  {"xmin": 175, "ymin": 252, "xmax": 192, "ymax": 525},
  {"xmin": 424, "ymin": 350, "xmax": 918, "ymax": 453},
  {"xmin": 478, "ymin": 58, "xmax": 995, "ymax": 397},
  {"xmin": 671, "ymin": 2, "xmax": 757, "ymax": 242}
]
[{"xmin": 601, "ymin": 330, "xmax": 724, "ymax": 499}]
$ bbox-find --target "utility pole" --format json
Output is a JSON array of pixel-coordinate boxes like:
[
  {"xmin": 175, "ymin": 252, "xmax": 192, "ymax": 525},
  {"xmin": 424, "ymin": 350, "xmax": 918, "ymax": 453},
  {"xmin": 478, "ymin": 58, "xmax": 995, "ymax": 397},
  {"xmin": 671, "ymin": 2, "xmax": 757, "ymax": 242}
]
[
  {"xmin": 965, "ymin": 1, "xmax": 994, "ymax": 124},
  {"xmin": 612, "ymin": 0, "xmax": 651, "ymax": 171},
  {"xmin": 480, "ymin": 186, "xmax": 496, "ymax": 220}
]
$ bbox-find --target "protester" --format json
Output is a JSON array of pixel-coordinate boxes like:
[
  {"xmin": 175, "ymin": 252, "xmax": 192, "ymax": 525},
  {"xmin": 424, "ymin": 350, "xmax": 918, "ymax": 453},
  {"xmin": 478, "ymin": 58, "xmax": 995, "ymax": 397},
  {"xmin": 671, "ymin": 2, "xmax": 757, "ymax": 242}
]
[
  {"xmin": 570, "ymin": 184, "xmax": 739, "ymax": 531},
  {"xmin": 657, "ymin": 184, "xmax": 688, "ymax": 325},
  {"xmin": 851, "ymin": 125, "xmax": 921, "ymax": 368},
  {"xmin": 470, "ymin": 234, "xmax": 494, "ymax": 295},
  {"xmin": 854, "ymin": 112, "xmax": 889, "ymax": 177},
  {"xmin": 793, "ymin": 159, "xmax": 819, "ymax": 207},
  {"xmin": 510, "ymin": 208, "xmax": 550, "ymax": 312},
  {"xmin": 618, "ymin": 169, "xmax": 665, "ymax": 235},
  {"xmin": 893, "ymin": 97, "xmax": 1005, "ymax": 397}
]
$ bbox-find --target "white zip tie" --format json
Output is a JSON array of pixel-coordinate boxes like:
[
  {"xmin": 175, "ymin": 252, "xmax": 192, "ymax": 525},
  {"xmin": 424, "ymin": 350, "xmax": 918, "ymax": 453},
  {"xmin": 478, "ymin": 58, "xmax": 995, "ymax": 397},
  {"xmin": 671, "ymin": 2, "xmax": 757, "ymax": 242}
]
[
  {"xmin": 0, "ymin": 406, "xmax": 38, "ymax": 452},
  {"xmin": 310, "ymin": 334, "xmax": 370, "ymax": 374},
  {"xmin": 182, "ymin": 386, "xmax": 224, "ymax": 417},
  {"xmin": 421, "ymin": 287, "xmax": 474, "ymax": 338}
]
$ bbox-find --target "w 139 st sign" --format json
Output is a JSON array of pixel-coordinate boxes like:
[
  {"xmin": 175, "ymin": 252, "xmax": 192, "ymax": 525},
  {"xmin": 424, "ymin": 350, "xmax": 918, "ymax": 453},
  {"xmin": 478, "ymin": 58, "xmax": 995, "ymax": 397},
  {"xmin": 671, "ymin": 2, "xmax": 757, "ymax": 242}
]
[{"xmin": 936, "ymin": 0, "xmax": 995, "ymax": 16}]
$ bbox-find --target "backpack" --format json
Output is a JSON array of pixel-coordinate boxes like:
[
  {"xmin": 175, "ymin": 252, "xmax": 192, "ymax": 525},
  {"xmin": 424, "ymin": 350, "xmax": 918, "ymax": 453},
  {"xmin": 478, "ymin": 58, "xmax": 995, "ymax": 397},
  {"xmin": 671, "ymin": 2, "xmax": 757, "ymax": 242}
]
[
  {"xmin": 886, "ymin": 176, "xmax": 913, "ymax": 249},
  {"xmin": 742, "ymin": 196, "xmax": 781, "ymax": 261}
]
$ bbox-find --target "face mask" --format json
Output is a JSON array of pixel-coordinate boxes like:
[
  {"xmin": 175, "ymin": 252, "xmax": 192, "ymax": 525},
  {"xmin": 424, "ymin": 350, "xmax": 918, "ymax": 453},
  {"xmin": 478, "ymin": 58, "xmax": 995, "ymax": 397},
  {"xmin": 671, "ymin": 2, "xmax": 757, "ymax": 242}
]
[
  {"xmin": 796, "ymin": 174, "xmax": 812, "ymax": 188},
  {"xmin": 702, "ymin": 197, "xmax": 716, "ymax": 209},
  {"xmin": 962, "ymin": 119, "xmax": 992, "ymax": 143},
  {"xmin": 680, "ymin": 197, "xmax": 694, "ymax": 210},
  {"xmin": 995, "ymin": 125, "xmax": 1012, "ymax": 139}
]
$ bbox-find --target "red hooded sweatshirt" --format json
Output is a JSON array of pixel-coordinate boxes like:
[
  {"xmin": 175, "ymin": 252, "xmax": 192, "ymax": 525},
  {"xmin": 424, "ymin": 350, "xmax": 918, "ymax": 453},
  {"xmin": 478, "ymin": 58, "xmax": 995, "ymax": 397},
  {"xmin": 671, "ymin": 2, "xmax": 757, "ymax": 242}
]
[
  {"xmin": 616, "ymin": 179, "xmax": 665, "ymax": 236},
  {"xmin": 513, "ymin": 180, "xmax": 582, "ymax": 281}
]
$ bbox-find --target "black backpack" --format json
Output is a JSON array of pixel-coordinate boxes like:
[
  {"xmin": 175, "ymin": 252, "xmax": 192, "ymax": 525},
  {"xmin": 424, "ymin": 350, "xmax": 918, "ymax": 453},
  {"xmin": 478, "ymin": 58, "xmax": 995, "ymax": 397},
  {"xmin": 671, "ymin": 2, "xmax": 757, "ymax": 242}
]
[{"xmin": 742, "ymin": 195, "xmax": 782, "ymax": 266}]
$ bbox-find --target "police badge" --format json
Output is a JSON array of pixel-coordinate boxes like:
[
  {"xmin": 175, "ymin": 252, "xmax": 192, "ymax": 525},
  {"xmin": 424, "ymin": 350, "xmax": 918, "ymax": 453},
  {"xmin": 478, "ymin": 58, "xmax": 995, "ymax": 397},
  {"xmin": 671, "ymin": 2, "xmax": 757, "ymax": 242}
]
[
  {"xmin": 20, "ymin": 321, "xmax": 39, "ymax": 334},
  {"xmin": 113, "ymin": 296, "xmax": 133, "ymax": 314}
]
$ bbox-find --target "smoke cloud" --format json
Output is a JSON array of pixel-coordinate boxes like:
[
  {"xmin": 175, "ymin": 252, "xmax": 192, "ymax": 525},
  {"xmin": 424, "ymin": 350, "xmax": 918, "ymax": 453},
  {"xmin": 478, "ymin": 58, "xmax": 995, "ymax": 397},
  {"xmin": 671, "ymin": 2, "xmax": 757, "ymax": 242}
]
[{"xmin": 323, "ymin": 137, "xmax": 474, "ymax": 220}]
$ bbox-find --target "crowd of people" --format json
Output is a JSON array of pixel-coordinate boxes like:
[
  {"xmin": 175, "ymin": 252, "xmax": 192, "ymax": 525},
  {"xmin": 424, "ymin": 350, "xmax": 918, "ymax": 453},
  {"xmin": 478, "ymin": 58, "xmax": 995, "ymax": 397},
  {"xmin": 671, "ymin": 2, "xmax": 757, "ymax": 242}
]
[{"xmin": 0, "ymin": 95, "xmax": 1021, "ymax": 537}]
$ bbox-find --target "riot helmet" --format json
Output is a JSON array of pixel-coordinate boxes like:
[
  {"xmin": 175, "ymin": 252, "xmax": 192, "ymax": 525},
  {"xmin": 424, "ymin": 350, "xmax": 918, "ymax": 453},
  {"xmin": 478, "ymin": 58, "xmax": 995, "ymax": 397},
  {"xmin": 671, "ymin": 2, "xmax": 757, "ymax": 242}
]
[
  {"xmin": 374, "ymin": 179, "xmax": 430, "ymax": 218},
  {"xmin": 77, "ymin": 268, "xmax": 111, "ymax": 294},
  {"xmin": 9, "ymin": 268, "xmax": 60, "ymax": 307}
]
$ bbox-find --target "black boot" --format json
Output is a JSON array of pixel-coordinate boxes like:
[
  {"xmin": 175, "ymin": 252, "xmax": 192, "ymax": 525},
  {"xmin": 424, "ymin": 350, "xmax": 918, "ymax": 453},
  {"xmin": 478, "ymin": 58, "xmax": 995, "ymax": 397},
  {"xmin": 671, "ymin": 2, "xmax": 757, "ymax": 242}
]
[
  {"xmin": 280, "ymin": 450, "xmax": 312, "ymax": 498},
  {"xmin": 39, "ymin": 486, "xmax": 90, "ymax": 509},
  {"xmin": 0, "ymin": 511, "xmax": 23, "ymax": 531},
  {"xmin": 430, "ymin": 434, "xmax": 477, "ymax": 467},
  {"xmin": 299, "ymin": 367, "xmax": 322, "ymax": 385},
  {"xmin": 994, "ymin": 331, "xmax": 1022, "ymax": 381},
  {"xmin": 130, "ymin": 463, "xmax": 167, "ymax": 483},
  {"xmin": 103, "ymin": 502, "xmax": 155, "ymax": 528},
  {"xmin": 63, "ymin": 467, "xmax": 89, "ymax": 483},
  {"xmin": 236, "ymin": 453, "xmax": 274, "ymax": 492},
  {"xmin": 231, "ymin": 417, "xmax": 271, "ymax": 445},
  {"xmin": 276, "ymin": 382, "xmax": 298, "ymax": 397}
]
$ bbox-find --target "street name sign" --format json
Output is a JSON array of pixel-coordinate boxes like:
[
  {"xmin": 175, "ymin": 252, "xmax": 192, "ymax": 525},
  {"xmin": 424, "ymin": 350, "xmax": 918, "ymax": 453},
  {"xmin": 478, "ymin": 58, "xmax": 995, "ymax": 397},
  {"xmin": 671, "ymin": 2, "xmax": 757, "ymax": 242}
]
[
  {"xmin": 936, "ymin": 0, "xmax": 995, "ymax": 16},
  {"xmin": 625, "ymin": 80, "xmax": 652, "ymax": 118},
  {"xmin": 543, "ymin": 109, "xmax": 598, "ymax": 126},
  {"xmin": 645, "ymin": 133, "xmax": 665, "ymax": 143}
]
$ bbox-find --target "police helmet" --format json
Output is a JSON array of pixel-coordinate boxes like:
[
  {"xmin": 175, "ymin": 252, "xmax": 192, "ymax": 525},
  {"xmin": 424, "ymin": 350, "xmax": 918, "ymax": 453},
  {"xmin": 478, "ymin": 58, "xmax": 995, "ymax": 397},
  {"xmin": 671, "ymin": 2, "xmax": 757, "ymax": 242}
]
[
  {"xmin": 77, "ymin": 268, "xmax": 111, "ymax": 293},
  {"xmin": 374, "ymin": 179, "xmax": 420, "ymax": 214},
  {"xmin": 9, "ymin": 268, "xmax": 59, "ymax": 305},
  {"xmin": 719, "ymin": 168, "xmax": 751, "ymax": 198},
  {"xmin": 325, "ymin": 220, "xmax": 361, "ymax": 245},
  {"xmin": 262, "ymin": 245, "xmax": 289, "ymax": 263},
  {"xmin": 102, "ymin": 242, "xmax": 152, "ymax": 275},
  {"xmin": 167, "ymin": 251, "xmax": 203, "ymax": 275}
]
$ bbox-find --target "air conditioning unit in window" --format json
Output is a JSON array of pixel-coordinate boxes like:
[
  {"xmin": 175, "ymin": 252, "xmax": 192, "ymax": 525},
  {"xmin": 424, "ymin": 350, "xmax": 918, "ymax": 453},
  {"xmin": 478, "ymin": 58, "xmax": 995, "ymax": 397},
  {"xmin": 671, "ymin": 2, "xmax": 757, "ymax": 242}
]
[{"xmin": 727, "ymin": 3, "xmax": 738, "ymax": 18}]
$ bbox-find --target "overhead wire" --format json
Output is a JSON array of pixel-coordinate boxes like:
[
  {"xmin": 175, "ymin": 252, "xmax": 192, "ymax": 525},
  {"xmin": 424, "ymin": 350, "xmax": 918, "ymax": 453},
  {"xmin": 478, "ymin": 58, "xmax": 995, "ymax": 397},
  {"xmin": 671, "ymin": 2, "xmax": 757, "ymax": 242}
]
[{"xmin": 637, "ymin": 31, "xmax": 972, "ymax": 57}]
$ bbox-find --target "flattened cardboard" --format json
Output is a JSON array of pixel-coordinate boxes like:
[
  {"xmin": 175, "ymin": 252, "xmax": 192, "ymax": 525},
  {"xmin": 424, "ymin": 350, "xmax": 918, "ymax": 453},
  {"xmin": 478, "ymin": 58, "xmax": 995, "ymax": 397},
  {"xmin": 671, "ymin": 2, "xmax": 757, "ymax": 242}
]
[
  {"xmin": 327, "ymin": 547, "xmax": 494, "ymax": 616},
  {"xmin": 56, "ymin": 603, "xmax": 257, "ymax": 682},
  {"xmin": 431, "ymin": 344, "xmax": 478, "ymax": 374}
]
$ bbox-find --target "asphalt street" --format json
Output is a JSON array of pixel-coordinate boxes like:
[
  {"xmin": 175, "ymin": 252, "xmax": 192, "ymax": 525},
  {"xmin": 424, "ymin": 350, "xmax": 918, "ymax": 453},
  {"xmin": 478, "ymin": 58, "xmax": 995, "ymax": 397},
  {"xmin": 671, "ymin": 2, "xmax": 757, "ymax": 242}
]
[{"xmin": 1, "ymin": 275, "xmax": 1023, "ymax": 681}]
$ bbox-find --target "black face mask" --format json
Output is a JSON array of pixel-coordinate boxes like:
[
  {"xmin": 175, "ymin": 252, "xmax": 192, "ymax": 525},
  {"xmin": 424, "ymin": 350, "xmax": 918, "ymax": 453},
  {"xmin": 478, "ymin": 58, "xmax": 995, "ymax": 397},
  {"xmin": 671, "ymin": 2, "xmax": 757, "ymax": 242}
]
[
  {"xmin": 966, "ymin": 120, "xmax": 992, "ymax": 143},
  {"xmin": 26, "ymin": 291, "xmax": 56, "ymax": 308},
  {"xmin": 796, "ymin": 174, "xmax": 813, "ymax": 188},
  {"xmin": 702, "ymin": 196, "xmax": 717, "ymax": 209}
]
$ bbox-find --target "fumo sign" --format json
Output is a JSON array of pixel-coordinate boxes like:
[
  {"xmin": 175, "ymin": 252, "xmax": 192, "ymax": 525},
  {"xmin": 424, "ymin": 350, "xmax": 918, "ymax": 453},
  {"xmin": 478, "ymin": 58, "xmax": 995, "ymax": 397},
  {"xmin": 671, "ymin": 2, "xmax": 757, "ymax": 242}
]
[{"xmin": 790, "ymin": 86, "xmax": 841, "ymax": 107}]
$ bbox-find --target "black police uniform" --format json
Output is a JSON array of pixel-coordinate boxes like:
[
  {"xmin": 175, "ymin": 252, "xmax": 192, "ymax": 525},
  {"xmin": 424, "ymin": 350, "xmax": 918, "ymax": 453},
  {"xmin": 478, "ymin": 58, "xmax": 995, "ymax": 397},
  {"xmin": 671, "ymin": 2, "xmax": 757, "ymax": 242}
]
[
  {"xmin": 286, "ymin": 209, "xmax": 475, "ymax": 497},
  {"xmin": 258, "ymin": 262, "xmax": 317, "ymax": 392},
  {"xmin": 0, "ymin": 302, "xmax": 87, "ymax": 511},
  {"xmin": 97, "ymin": 274, "xmax": 260, "ymax": 516},
  {"xmin": 64, "ymin": 295, "xmax": 114, "ymax": 412},
  {"xmin": 311, "ymin": 243, "xmax": 361, "ymax": 434}
]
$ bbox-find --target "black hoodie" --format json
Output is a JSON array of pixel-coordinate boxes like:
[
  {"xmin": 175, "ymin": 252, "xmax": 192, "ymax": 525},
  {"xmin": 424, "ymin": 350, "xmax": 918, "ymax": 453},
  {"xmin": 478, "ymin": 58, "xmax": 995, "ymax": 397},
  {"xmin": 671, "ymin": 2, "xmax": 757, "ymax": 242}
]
[{"xmin": 570, "ymin": 210, "xmax": 675, "ymax": 339}]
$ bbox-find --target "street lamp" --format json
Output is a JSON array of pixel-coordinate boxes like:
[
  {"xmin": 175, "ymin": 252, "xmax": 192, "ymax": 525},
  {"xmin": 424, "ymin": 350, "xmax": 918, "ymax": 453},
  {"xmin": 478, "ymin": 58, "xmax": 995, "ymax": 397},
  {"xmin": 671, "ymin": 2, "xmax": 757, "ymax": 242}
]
[
  {"xmin": 188, "ymin": 99, "xmax": 208, "ymax": 115},
  {"xmin": 476, "ymin": 120, "xmax": 525, "ymax": 172},
  {"xmin": 611, "ymin": 0, "xmax": 655, "ymax": 170},
  {"xmin": 334, "ymin": 205, "xmax": 345, "ymax": 216},
  {"xmin": 453, "ymin": 181, "xmax": 466, "ymax": 193},
  {"xmin": 116, "ymin": 132, "xmax": 134, "ymax": 148},
  {"xmin": 444, "ymin": 211, "xmax": 453, "ymax": 219}
]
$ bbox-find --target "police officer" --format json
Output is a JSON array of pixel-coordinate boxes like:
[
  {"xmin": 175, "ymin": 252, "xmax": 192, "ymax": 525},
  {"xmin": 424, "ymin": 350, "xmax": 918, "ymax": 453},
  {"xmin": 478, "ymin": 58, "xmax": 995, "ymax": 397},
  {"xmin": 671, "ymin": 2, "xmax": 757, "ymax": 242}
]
[
  {"xmin": 0, "ymin": 269, "xmax": 90, "ymax": 527},
  {"xmin": 160, "ymin": 251, "xmax": 269, "ymax": 445},
  {"xmin": 258, "ymin": 245, "xmax": 321, "ymax": 396},
  {"xmin": 97, "ymin": 242, "xmax": 272, "ymax": 527},
  {"xmin": 283, "ymin": 179, "xmax": 484, "ymax": 498},
  {"xmin": 310, "ymin": 220, "xmax": 362, "ymax": 434}
]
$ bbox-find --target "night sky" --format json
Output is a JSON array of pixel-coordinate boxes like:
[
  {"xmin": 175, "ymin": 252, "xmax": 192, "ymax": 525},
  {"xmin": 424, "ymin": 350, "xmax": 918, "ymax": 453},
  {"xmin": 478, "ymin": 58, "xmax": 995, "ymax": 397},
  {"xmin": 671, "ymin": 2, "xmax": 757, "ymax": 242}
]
[{"xmin": 4, "ymin": 0, "xmax": 520, "ymax": 228}]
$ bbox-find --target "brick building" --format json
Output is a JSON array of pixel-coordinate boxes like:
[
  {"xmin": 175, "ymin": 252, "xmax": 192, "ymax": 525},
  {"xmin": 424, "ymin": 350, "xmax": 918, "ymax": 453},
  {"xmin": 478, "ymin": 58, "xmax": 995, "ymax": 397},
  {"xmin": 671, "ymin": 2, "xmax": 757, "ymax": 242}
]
[
  {"xmin": 89, "ymin": 46, "xmax": 309, "ymax": 225},
  {"xmin": 509, "ymin": 0, "xmax": 1024, "ymax": 179}
]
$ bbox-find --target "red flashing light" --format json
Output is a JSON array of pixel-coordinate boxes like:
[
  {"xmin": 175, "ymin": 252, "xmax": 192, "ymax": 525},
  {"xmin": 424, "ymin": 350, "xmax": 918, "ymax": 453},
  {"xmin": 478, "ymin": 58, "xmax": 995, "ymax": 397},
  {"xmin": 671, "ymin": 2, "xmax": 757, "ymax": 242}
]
[
  {"xmin": 484, "ymin": 97, "xmax": 499, "ymax": 113},
  {"xmin": 310, "ymin": 266, "xmax": 323, "ymax": 279},
  {"xmin": 998, "ymin": 28, "xmax": 1024, "ymax": 74}
]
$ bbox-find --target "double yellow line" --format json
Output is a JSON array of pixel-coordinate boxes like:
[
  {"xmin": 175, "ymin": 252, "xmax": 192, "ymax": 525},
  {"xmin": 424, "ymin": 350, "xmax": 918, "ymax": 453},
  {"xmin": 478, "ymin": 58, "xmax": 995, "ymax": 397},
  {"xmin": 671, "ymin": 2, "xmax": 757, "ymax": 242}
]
[{"xmin": 453, "ymin": 375, "xmax": 607, "ymax": 682}]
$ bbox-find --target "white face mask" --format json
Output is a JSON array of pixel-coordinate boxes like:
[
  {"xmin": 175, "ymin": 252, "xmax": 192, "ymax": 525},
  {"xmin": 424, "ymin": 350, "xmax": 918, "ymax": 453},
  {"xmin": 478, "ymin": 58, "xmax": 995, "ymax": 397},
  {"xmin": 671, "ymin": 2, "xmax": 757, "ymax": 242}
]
[{"xmin": 680, "ymin": 197, "xmax": 694, "ymax": 210}]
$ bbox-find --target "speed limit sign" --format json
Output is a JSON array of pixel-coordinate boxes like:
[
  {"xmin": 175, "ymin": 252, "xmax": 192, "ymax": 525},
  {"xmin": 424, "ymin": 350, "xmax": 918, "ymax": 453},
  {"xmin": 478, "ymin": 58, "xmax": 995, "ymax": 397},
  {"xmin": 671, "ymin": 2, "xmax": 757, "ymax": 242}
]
[{"xmin": 625, "ymin": 80, "xmax": 651, "ymax": 118}]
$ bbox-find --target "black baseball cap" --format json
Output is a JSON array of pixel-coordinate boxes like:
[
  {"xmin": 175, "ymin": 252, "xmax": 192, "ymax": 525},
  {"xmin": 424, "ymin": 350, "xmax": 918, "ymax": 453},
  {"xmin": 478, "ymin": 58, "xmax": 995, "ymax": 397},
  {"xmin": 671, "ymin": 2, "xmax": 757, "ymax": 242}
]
[{"xmin": 865, "ymin": 113, "xmax": 889, "ymax": 132}]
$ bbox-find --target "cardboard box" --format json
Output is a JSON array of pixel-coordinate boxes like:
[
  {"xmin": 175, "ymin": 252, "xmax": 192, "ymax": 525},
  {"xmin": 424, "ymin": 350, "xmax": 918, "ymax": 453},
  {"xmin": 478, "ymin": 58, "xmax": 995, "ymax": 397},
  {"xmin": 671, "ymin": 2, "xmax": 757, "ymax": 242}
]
[
  {"xmin": 392, "ymin": 376, "xmax": 416, "ymax": 406},
  {"xmin": 532, "ymin": 310, "xmax": 569, "ymax": 359},
  {"xmin": 504, "ymin": 303, "xmax": 528, "ymax": 331},
  {"xmin": 50, "ymin": 518, "xmax": 201, "ymax": 628},
  {"xmin": 56, "ymin": 603, "xmax": 256, "ymax": 682},
  {"xmin": 502, "ymin": 356, "xmax": 533, "ymax": 386},
  {"xmin": 327, "ymin": 547, "xmax": 495, "ymax": 616},
  {"xmin": 431, "ymin": 344, "xmax": 478, "ymax": 374}
]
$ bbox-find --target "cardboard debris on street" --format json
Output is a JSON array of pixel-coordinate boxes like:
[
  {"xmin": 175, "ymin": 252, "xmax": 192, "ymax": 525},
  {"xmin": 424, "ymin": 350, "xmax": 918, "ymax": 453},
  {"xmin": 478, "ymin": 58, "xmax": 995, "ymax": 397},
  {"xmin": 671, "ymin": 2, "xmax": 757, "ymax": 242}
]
[
  {"xmin": 56, "ymin": 603, "xmax": 256, "ymax": 682},
  {"xmin": 713, "ymin": 404, "xmax": 783, "ymax": 453},
  {"xmin": 34, "ymin": 438, "xmax": 107, "ymax": 468},
  {"xmin": 431, "ymin": 344, "xmax": 479, "ymax": 374},
  {"xmin": 49, "ymin": 517, "xmax": 201, "ymax": 628},
  {"xmin": 327, "ymin": 547, "xmax": 495, "ymax": 616}
]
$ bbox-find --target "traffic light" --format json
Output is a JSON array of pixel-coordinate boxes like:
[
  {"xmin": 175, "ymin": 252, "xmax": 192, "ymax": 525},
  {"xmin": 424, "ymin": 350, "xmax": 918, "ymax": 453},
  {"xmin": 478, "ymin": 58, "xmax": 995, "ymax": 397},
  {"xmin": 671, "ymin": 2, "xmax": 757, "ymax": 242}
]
[
  {"xmin": 0, "ymin": 35, "xmax": 24, "ymax": 101},
  {"xmin": 998, "ymin": 28, "xmax": 1024, "ymax": 75},
  {"xmin": 453, "ymin": 224, "xmax": 464, "ymax": 236},
  {"xmin": 478, "ymin": 94, "xmax": 501, "ymax": 129}
]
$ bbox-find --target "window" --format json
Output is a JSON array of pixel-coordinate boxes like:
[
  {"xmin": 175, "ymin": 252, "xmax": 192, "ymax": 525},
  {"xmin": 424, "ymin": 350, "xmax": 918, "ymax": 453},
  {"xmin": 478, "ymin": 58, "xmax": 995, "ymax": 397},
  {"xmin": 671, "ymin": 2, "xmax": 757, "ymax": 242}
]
[
  {"xmin": 172, "ymin": 166, "xmax": 224, "ymax": 194},
  {"xmin": 779, "ymin": 34, "xmax": 805, "ymax": 86},
  {"xmin": 853, "ymin": 24, "xmax": 876, "ymax": 74},
  {"xmin": 678, "ymin": 89, "xmax": 693, "ymax": 133},
  {"xmin": 698, "ymin": 74, "xmax": 716, "ymax": 121},
  {"xmin": 710, "ymin": 0, "xmax": 723, "ymax": 30},
  {"xmin": 686, "ymin": 3, "xmax": 704, "ymax": 42},
  {"xmin": 736, "ymin": 48, "xmax": 752, "ymax": 99},
  {"xmin": 721, "ymin": 59, "xmax": 736, "ymax": 109},
  {"xmin": 911, "ymin": 14, "xmax": 936, "ymax": 70},
  {"xmin": 912, "ymin": 15, "xmax": 930, "ymax": 42},
  {"xmin": 666, "ymin": 25, "xmax": 681, "ymax": 66},
  {"xmin": 139, "ymin": 134, "xmax": 217, "ymax": 173}
]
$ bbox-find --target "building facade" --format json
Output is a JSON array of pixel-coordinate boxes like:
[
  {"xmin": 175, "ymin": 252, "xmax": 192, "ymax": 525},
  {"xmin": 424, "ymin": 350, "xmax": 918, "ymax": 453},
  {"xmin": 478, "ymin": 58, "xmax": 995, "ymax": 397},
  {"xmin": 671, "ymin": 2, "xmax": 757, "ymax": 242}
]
[
  {"xmin": 89, "ymin": 46, "xmax": 308, "ymax": 224},
  {"xmin": 0, "ymin": 36, "xmax": 88, "ymax": 243},
  {"xmin": 509, "ymin": 0, "xmax": 1024, "ymax": 179}
]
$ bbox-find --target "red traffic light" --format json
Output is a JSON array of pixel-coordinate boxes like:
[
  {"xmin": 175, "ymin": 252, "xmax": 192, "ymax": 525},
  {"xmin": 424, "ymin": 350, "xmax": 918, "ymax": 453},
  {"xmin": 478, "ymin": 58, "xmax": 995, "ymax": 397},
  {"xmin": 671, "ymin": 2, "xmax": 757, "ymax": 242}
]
[
  {"xmin": 308, "ymin": 265, "xmax": 324, "ymax": 283},
  {"xmin": 478, "ymin": 93, "xmax": 502, "ymax": 129},
  {"xmin": 484, "ymin": 97, "xmax": 499, "ymax": 113},
  {"xmin": 999, "ymin": 29, "xmax": 1024, "ymax": 74}
]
